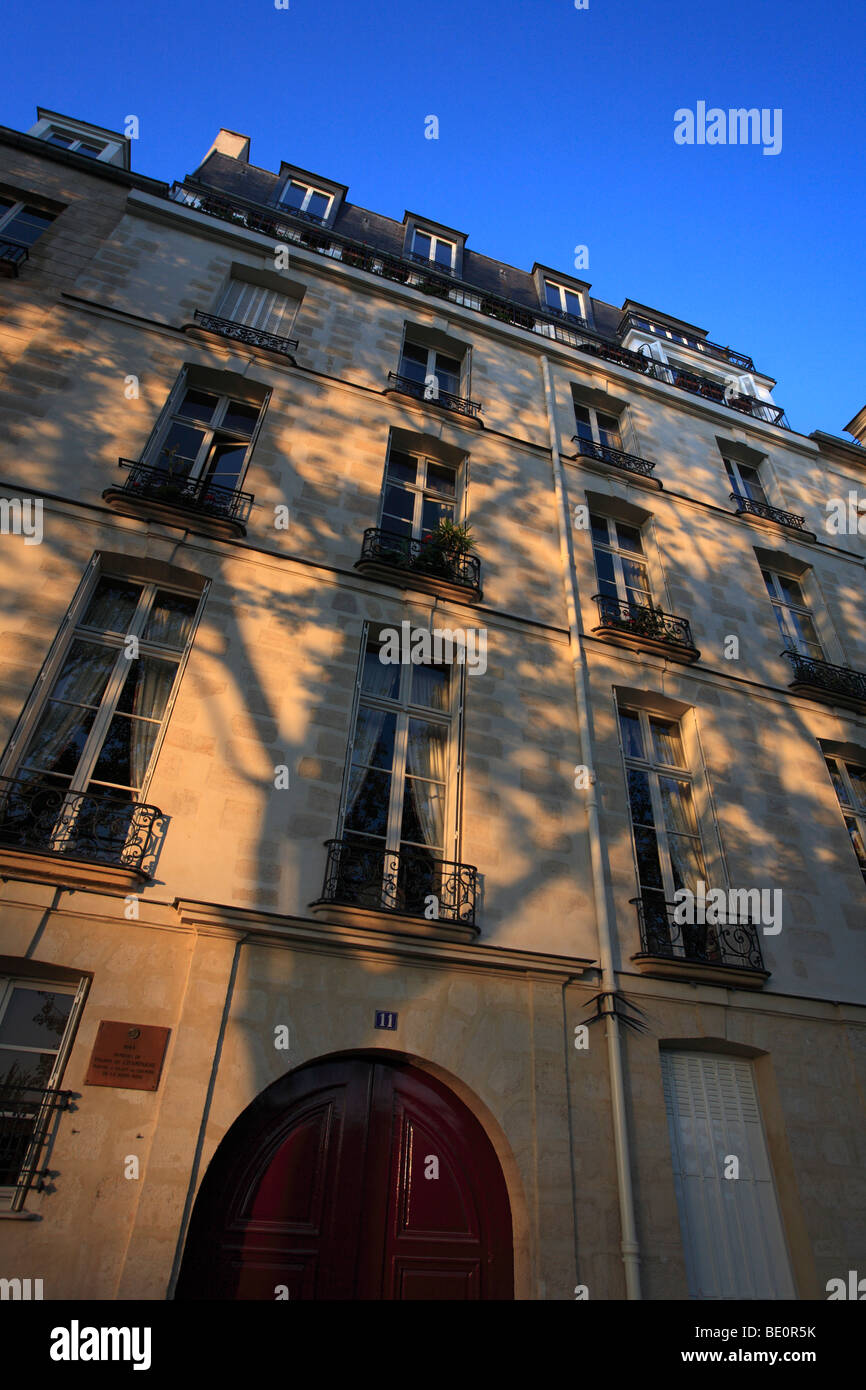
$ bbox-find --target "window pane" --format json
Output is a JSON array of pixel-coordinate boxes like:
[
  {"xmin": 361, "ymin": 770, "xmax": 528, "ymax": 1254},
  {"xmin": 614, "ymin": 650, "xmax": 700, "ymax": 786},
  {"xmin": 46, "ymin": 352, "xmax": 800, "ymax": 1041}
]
[
  {"xmin": 90, "ymin": 713, "xmax": 161, "ymax": 789},
  {"xmin": 78, "ymin": 143, "xmax": 104, "ymax": 157},
  {"xmin": 221, "ymin": 400, "xmax": 260, "ymax": 435},
  {"xmin": 633, "ymin": 827, "xmax": 664, "ymax": 890},
  {"xmin": 787, "ymin": 610, "xmax": 822, "ymax": 657},
  {"xmin": 344, "ymin": 767, "xmax": 391, "ymax": 837},
  {"xmin": 545, "ymin": 282, "xmax": 561, "ymax": 309},
  {"xmin": 421, "ymin": 498, "xmax": 453, "ymax": 532},
  {"xmin": 306, "ymin": 191, "xmax": 329, "ymax": 219},
  {"xmin": 159, "ymin": 422, "xmax": 204, "ymax": 472},
  {"xmin": 177, "ymin": 389, "xmax": 218, "ymax": 423},
  {"xmin": 383, "ymin": 483, "xmax": 414, "ymax": 523},
  {"xmin": 280, "ymin": 182, "xmax": 305, "ymax": 209},
  {"xmin": 0, "ymin": 1046, "xmax": 56, "ymax": 1089},
  {"xmin": 47, "ymin": 131, "xmax": 75, "ymax": 147},
  {"xmin": 142, "ymin": 592, "xmax": 198, "ymax": 649},
  {"xmin": 777, "ymin": 575, "xmax": 805, "ymax": 607},
  {"xmin": 825, "ymin": 757, "xmax": 846, "ymax": 804},
  {"xmin": 401, "ymin": 776, "xmax": 445, "ymax": 847},
  {"xmin": 433, "ymin": 240, "xmax": 452, "ymax": 268},
  {"xmin": 667, "ymin": 834, "xmax": 704, "ymax": 894},
  {"xmin": 425, "ymin": 462, "xmax": 456, "ymax": 497},
  {"xmin": 0, "ymin": 988, "xmax": 73, "ymax": 1050},
  {"xmin": 843, "ymin": 816, "xmax": 866, "ymax": 869},
  {"xmin": 361, "ymin": 645, "xmax": 400, "ymax": 699},
  {"xmin": 21, "ymin": 702, "xmax": 98, "ymax": 777},
  {"xmin": 659, "ymin": 777, "xmax": 699, "ymax": 836},
  {"xmin": 352, "ymin": 707, "xmax": 396, "ymax": 769},
  {"xmin": 406, "ymin": 718, "xmax": 447, "ymax": 781},
  {"xmin": 651, "ymin": 719, "xmax": 684, "ymax": 767},
  {"xmin": 844, "ymin": 764, "xmax": 866, "ymax": 812},
  {"xmin": 564, "ymin": 290, "xmax": 583, "ymax": 318},
  {"xmin": 615, "ymin": 522, "xmax": 643, "ymax": 554},
  {"xmin": 6, "ymin": 208, "xmax": 55, "ymax": 245},
  {"xmin": 411, "ymin": 662, "xmax": 450, "ymax": 711},
  {"xmin": 619, "ymin": 709, "xmax": 644, "ymax": 758},
  {"xmin": 387, "ymin": 451, "xmax": 417, "ymax": 484},
  {"xmin": 205, "ymin": 438, "xmax": 247, "ymax": 490},
  {"xmin": 413, "ymin": 230, "xmax": 431, "ymax": 259},
  {"xmin": 80, "ymin": 578, "xmax": 142, "ymax": 633},
  {"xmin": 46, "ymin": 639, "xmax": 116, "ymax": 707},
  {"xmin": 761, "ymin": 569, "xmax": 777, "ymax": 598},
  {"xmin": 627, "ymin": 768, "xmax": 655, "ymax": 826},
  {"xmin": 399, "ymin": 343, "xmax": 427, "ymax": 382},
  {"xmin": 589, "ymin": 512, "xmax": 609, "ymax": 545},
  {"xmin": 115, "ymin": 655, "xmax": 177, "ymax": 721}
]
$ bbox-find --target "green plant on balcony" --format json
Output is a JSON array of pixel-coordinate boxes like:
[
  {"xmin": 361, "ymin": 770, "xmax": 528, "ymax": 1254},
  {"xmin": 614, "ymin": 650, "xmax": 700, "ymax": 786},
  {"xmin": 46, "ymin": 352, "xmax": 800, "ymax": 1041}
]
[
  {"xmin": 149, "ymin": 446, "xmax": 190, "ymax": 502},
  {"xmin": 411, "ymin": 520, "xmax": 474, "ymax": 579}
]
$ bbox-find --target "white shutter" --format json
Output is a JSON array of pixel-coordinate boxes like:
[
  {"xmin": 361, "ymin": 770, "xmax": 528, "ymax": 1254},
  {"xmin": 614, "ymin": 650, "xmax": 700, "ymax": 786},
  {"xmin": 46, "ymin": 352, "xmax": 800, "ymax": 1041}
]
[
  {"xmin": 661, "ymin": 1050, "xmax": 796, "ymax": 1300},
  {"xmin": 217, "ymin": 279, "xmax": 299, "ymax": 336}
]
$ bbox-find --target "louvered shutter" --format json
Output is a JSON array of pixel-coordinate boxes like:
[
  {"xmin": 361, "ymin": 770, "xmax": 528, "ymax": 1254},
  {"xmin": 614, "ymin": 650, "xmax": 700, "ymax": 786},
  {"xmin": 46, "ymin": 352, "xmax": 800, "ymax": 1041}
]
[{"xmin": 660, "ymin": 1050, "xmax": 796, "ymax": 1300}]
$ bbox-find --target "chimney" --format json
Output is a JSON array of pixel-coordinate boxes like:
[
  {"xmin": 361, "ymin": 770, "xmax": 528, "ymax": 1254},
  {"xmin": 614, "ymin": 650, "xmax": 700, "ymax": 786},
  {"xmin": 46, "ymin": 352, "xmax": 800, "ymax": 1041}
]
[{"xmin": 199, "ymin": 129, "xmax": 251, "ymax": 166}]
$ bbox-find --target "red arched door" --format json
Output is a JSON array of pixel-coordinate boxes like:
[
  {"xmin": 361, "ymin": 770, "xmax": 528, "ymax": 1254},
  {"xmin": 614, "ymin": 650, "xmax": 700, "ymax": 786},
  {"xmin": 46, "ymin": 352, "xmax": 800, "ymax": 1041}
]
[{"xmin": 175, "ymin": 1055, "xmax": 514, "ymax": 1300}]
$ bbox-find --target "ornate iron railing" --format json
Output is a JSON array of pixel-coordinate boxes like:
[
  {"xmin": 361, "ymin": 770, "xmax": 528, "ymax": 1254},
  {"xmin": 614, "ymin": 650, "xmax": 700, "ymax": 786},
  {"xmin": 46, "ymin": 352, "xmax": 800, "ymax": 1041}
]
[
  {"xmin": 572, "ymin": 436, "xmax": 657, "ymax": 477},
  {"xmin": 318, "ymin": 838, "xmax": 477, "ymax": 926},
  {"xmin": 387, "ymin": 371, "xmax": 481, "ymax": 420},
  {"xmin": 781, "ymin": 651, "xmax": 866, "ymax": 705},
  {"xmin": 617, "ymin": 312, "xmax": 755, "ymax": 371},
  {"xmin": 117, "ymin": 459, "xmax": 254, "ymax": 525},
  {"xmin": 359, "ymin": 526, "xmax": 482, "ymax": 591},
  {"xmin": 0, "ymin": 1082, "xmax": 74, "ymax": 1207},
  {"xmin": 730, "ymin": 493, "xmax": 806, "ymax": 530},
  {"xmin": 0, "ymin": 241, "xmax": 28, "ymax": 276},
  {"xmin": 631, "ymin": 895, "xmax": 765, "ymax": 971},
  {"xmin": 593, "ymin": 595, "xmax": 697, "ymax": 650},
  {"xmin": 193, "ymin": 310, "xmax": 297, "ymax": 357},
  {"xmin": 0, "ymin": 776, "xmax": 164, "ymax": 876}
]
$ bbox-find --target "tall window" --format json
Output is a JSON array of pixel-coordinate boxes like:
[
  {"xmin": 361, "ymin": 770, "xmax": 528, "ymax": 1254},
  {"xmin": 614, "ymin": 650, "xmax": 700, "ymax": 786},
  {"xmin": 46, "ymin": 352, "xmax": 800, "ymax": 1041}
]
[
  {"xmin": 411, "ymin": 228, "xmax": 455, "ymax": 269},
  {"xmin": 574, "ymin": 402, "xmax": 623, "ymax": 451},
  {"xmin": 544, "ymin": 280, "xmax": 584, "ymax": 320},
  {"xmin": 0, "ymin": 198, "xmax": 55, "ymax": 248},
  {"xmin": 1, "ymin": 573, "xmax": 200, "ymax": 843},
  {"xmin": 398, "ymin": 339, "xmax": 462, "ymax": 400},
  {"xmin": 761, "ymin": 569, "xmax": 823, "ymax": 659},
  {"xmin": 725, "ymin": 458, "xmax": 767, "ymax": 505},
  {"xmin": 825, "ymin": 756, "xmax": 866, "ymax": 885},
  {"xmin": 149, "ymin": 383, "xmax": 266, "ymax": 495},
  {"xmin": 619, "ymin": 704, "xmax": 708, "ymax": 954},
  {"xmin": 379, "ymin": 446, "xmax": 458, "ymax": 541},
  {"xmin": 278, "ymin": 179, "xmax": 332, "ymax": 220},
  {"xmin": 0, "ymin": 978, "xmax": 81, "ymax": 1188},
  {"xmin": 338, "ymin": 632, "xmax": 455, "ymax": 913},
  {"xmin": 217, "ymin": 280, "xmax": 300, "ymax": 339},
  {"xmin": 591, "ymin": 514, "xmax": 651, "ymax": 610}
]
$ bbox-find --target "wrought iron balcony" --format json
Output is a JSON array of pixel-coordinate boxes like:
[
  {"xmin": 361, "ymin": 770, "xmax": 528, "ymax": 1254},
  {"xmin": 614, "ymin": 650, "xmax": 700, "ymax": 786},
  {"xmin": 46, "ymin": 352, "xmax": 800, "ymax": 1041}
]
[
  {"xmin": 193, "ymin": 310, "xmax": 297, "ymax": 357},
  {"xmin": 572, "ymin": 435, "xmax": 657, "ymax": 478},
  {"xmin": 618, "ymin": 312, "xmax": 755, "ymax": 372},
  {"xmin": 592, "ymin": 595, "xmax": 698, "ymax": 653},
  {"xmin": 631, "ymin": 895, "xmax": 765, "ymax": 971},
  {"xmin": 358, "ymin": 526, "xmax": 482, "ymax": 592},
  {"xmin": 387, "ymin": 371, "xmax": 481, "ymax": 420},
  {"xmin": 0, "ymin": 240, "xmax": 28, "ymax": 277},
  {"xmin": 0, "ymin": 1082, "xmax": 74, "ymax": 1206},
  {"xmin": 781, "ymin": 651, "xmax": 866, "ymax": 707},
  {"xmin": 0, "ymin": 776, "xmax": 164, "ymax": 876},
  {"xmin": 730, "ymin": 493, "xmax": 806, "ymax": 530},
  {"xmin": 116, "ymin": 459, "xmax": 254, "ymax": 526},
  {"xmin": 318, "ymin": 838, "xmax": 477, "ymax": 926}
]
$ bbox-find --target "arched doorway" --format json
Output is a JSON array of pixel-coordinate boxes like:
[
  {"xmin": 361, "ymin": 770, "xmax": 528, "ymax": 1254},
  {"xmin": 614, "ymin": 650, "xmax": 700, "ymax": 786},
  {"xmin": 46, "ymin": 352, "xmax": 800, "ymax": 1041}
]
[{"xmin": 175, "ymin": 1054, "xmax": 514, "ymax": 1300}]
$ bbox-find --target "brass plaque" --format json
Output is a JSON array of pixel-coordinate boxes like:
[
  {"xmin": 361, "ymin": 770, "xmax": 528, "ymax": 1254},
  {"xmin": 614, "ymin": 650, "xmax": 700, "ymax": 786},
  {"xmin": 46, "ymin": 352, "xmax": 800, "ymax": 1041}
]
[{"xmin": 84, "ymin": 1021, "xmax": 170, "ymax": 1091}]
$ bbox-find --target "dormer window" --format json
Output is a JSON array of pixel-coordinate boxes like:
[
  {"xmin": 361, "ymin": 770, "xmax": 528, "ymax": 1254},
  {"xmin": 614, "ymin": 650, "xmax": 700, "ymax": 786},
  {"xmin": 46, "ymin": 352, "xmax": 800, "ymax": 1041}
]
[
  {"xmin": 411, "ymin": 229, "xmax": 455, "ymax": 270},
  {"xmin": 278, "ymin": 180, "xmax": 332, "ymax": 221},
  {"xmin": 45, "ymin": 130, "xmax": 106, "ymax": 158},
  {"xmin": 544, "ymin": 280, "xmax": 584, "ymax": 320}
]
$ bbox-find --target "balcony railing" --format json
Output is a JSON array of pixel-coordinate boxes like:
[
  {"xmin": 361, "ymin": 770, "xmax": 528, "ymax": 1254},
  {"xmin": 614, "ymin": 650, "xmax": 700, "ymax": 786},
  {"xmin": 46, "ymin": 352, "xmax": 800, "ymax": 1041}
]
[
  {"xmin": 359, "ymin": 527, "xmax": 482, "ymax": 592},
  {"xmin": 117, "ymin": 459, "xmax": 254, "ymax": 525},
  {"xmin": 781, "ymin": 651, "xmax": 866, "ymax": 706},
  {"xmin": 593, "ymin": 595, "xmax": 697, "ymax": 651},
  {"xmin": 617, "ymin": 312, "xmax": 755, "ymax": 372},
  {"xmin": 575, "ymin": 341, "xmax": 789, "ymax": 428},
  {"xmin": 730, "ymin": 493, "xmax": 806, "ymax": 530},
  {"xmin": 193, "ymin": 310, "xmax": 297, "ymax": 357},
  {"xmin": 0, "ymin": 1082, "xmax": 74, "ymax": 1207},
  {"xmin": 0, "ymin": 241, "xmax": 28, "ymax": 277},
  {"xmin": 387, "ymin": 371, "xmax": 481, "ymax": 420},
  {"xmin": 572, "ymin": 435, "xmax": 657, "ymax": 478},
  {"xmin": 318, "ymin": 838, "xmax": 477, "ymax": 926},
  {"xmin": 0, "ymin": 776, "xmax": 164, "ymax": 876},
  {"xmin": 631, "ymin": 895, "xmax": 765, "ymax": 971}
]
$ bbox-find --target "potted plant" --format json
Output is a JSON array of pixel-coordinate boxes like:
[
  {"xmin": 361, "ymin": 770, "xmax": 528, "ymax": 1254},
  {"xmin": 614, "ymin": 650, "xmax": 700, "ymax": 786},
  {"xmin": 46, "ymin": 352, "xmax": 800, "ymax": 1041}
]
[
  {"xmin": 149, "ymin": 446, "xmax": 190, "ymax": 503},
  {"xmin": 412, "ymin": 520, "xmax": 474, "ymax": 579}
]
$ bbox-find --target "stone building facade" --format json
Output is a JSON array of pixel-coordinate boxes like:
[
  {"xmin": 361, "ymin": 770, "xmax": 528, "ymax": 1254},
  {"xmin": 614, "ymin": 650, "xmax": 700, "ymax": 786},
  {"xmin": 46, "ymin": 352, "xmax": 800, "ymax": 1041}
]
[{"xmin": 0, "ymin": 108, "xmax": 863, "ymax": 1301}]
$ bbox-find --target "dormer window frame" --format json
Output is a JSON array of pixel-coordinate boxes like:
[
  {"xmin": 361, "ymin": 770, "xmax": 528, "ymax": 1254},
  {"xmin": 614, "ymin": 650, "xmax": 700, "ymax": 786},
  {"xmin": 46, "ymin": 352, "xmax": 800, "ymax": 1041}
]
[
  {"xmin": 277, "ymin": 177, "xmax": 335, "ymax": 223},
  {"xmin": 543, "ymin": 279, "xmax": 586, "ymax": 322},
  {"xmin": 411, "ymin": 227, "xmax": 456, "ymax": 271},
  {"xmin": 29, "ymin": 113, "xmax": 128, "ymax": 167}
]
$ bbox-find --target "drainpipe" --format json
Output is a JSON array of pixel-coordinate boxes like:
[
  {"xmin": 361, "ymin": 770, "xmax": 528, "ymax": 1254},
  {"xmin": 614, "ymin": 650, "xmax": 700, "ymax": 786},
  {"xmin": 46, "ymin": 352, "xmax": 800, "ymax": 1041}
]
[{"xmin": 541, "ymin": 355, "xmax": 642, "ymax": 1300}]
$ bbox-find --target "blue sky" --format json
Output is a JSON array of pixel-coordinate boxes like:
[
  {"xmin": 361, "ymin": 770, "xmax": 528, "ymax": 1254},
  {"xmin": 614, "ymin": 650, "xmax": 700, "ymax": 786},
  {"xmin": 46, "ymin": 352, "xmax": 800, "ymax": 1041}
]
[{"xmin": 4, "ymin": 0, "xmax": 863, "ymax": 437}]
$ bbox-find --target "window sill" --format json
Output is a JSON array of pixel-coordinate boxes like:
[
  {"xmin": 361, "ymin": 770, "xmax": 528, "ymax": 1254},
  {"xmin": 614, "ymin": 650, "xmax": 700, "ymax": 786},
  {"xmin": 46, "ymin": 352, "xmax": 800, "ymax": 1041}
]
[
  {"xmin": 0, "ymin": 846, "xmax": 148, "ymax": 894},
  {"xmin": 787, "ymin": 680, "xmax": 866, "ymax": 714},
  {"xmin": 309, "ymin": 898, "xmax": 479, "ymax": 944},
  {"xmin": 354, "ymin": 558, "xmax": 482, "ymax": 604},
  {"xmin": 102, "ymin": 487, "xmax": 248, "ymax": 540},
  {"xmin": 563, "ymin": 449, "xmax": 663, "ymax": 492},
  {"xmin": 630, "ymin": 952, "xmax": 769, "ymax": 990},
  {"xmin": 591, "ymin": 625, "xmax": 700, "ymax": 665},
  {"xmin": 382, "ymin": 386, "xmax": 484, "ymax": 431},
  {"xmin": 731, "ymin": 508, "xmax": 816, "ymax": 542}
]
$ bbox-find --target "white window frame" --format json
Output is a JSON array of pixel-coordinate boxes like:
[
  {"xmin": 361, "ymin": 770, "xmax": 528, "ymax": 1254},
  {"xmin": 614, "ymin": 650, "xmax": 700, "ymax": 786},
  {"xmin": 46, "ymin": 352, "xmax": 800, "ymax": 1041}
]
[
  {"xmin": 824, "ymin": 755, "xmax": 866, "ymax": 886},
  {"xmin": 277, "ymin": 179, "xmax": 333, "ymax": 220},
  {"xmin": 378, "ymin": 443, "xmax": 462, "ymax": 540},
  {"xmin": 590, "ymin": 514, "xmax": 652, "ymax": 607},
  {"xmin": 411, "ymin": 228, "xmax": 456, "ymax": 270},
  {"xmin": 543, "ymin": 279, "xmax": 585, "ymax": 320},
  {"xmin": 724, "ymin": 457, "xmax": 767, "ymax": 504},
  {"xmin": 146, "ymin": 376, "xmax": 269, "ymax": 492},
  {"xmin": 0, "ymin": 973, "xmax": 88, "ymax": 1210},
  {"xmin": 0, "ymin": 199, "xmax": 55, "ymax": 247},
  {"xmin": 761, "ymin": 569, "xmax": 824, "ymax": 659},
  {"xmin": 44, "ymin": 129, "xmax": 106, "ymax": 157},
  {"xmin": 216, "ymin": 279, "xmax": 300, "ymax": 339},
  {"xmin": 574, "ymin": 401, "xmax": 623, "ymax": 451},
  {"xmin": 0, "ymin": 558, "xmax": 206, "ymax": 805},
  {"xmin": 398, "ymin": 339, "xmax": 465, "ymax": 400}
]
